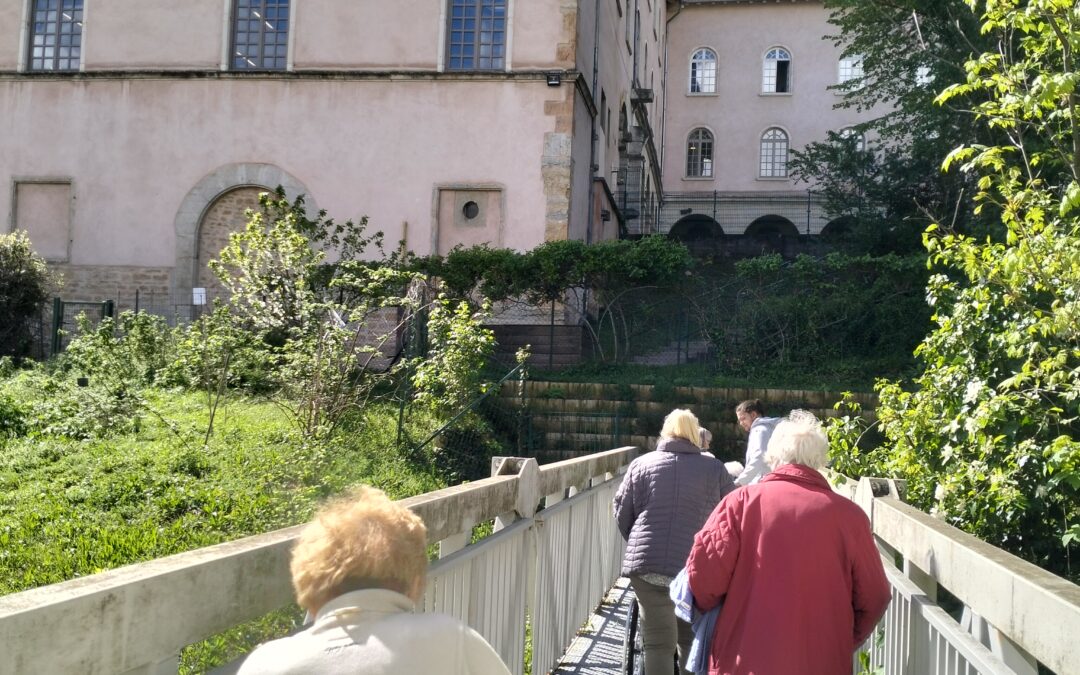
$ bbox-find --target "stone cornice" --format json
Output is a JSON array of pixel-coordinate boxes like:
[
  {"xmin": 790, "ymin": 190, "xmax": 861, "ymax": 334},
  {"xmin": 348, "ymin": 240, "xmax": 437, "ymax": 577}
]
[{"xmin": 0, "ymin": 69, "xmax": 583, "ymax": 83}]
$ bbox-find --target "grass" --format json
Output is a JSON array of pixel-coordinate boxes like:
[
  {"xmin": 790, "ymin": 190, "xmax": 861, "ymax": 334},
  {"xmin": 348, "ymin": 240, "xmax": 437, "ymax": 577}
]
[
  {"xmin": 0, "ymin": 376, "xmax": 449, "ymax": 671},
  {"xmin": 0, "ymin": 389, "xmax": 445, "ymax": 595}
]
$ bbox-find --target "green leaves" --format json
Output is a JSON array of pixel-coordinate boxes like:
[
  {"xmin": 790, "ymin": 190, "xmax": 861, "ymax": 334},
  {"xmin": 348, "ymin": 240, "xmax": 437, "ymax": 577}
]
[
  {"xmin": 0, "ymin": 230, "xmax": 52, "ymax": 361},
  {"xmin": 411, "ymin": 295, "xmax": 495, "ymax": 415},
  {"xmin": 863, "ymin": 0, "xmax": 1080, "ymax": 575}
]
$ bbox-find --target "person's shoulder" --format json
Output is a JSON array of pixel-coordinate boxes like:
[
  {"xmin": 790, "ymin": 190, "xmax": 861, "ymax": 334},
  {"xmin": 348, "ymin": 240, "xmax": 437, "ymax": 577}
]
[
  {"xmin": 823, "ymin": 489, "xmax": 873, "ymax": 524},
  {"xmin": 235, "ymin": 634, "xmax": 306, "ymax": 675},
  {"xmin": 752, "ymin": 416, "xmax": 781, "ymax": 430},
  {"xmin": 629, "ymin": 449, "xmax": 670, "ymax": 472}
]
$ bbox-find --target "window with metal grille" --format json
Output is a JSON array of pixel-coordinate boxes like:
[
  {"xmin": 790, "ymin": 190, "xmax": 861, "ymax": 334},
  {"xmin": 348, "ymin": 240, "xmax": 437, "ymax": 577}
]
[
  {"xmin": 231, "ymin": 0, "xmax": 289, "ymax": 71},
  {"xmin": 686, "ymin": 128, "xmax": 714, "ymax": 178},
  {"xmin": 446, "ymin": 0, "xmax": 507, "ymax": 71},
  {"xmin": 837, "ymin": 55, "xmax": 863, "ymax": 84},
  {"xmin": 762, "ymin": 47, "xmax": 791, "ymax": 93},
  {"xmin": 28, "ymin": 0, "xmax": 83, "ymax": 72},
  {"xmin": 759, "ymin": 127, "xmax": 789, "ymax": 178},
  {"xmin": 689, "ymin": 48, "xmax": 716, "ymax": 93}
]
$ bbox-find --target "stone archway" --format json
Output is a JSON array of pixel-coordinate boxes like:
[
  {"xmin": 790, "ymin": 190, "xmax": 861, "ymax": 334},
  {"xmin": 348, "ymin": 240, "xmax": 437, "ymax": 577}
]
[
  {"xmin": 821, "ymin": 216, "xmax": 854, "ymax": 239},
  {"xmin": 743, "ymin": 214, "xmax": 799, "ymax": 256},
  {"xmin": 195, "ymin": 186, "xmax": 266, "ymax": 296},
  {"xmin": 173, "ymin": 163, "xmax": 315, "ymax": 296},
  {"xmin": 669, "ymin": 214, "xmax": 724, "ymax": 258}
]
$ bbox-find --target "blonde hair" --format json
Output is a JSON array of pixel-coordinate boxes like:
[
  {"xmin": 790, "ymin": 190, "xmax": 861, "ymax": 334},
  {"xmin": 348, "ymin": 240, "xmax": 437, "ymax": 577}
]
[
  {"xmin": 291, "ymin": 485, "xmax": 428, "ymax": 612},
  {"xmin": 765, "ymin": 410, "xmax": 828, "ymax": 470},
  {"xmin": 660, "ymin": 408, "xmax": 701, "ymax": 443}
]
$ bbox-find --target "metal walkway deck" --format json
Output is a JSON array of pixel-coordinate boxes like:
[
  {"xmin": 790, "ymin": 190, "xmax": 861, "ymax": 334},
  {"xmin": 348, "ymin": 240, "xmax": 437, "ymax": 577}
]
[{"xmin": 554, "ymin": 577, "xmax": 635, "ymax": 675}]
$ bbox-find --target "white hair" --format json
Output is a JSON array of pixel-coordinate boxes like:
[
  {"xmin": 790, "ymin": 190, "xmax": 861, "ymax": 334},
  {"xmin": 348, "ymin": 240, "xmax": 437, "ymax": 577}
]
[{"xmin": 765, "ymin": 409, "xmax": 828, "ymax": 470}]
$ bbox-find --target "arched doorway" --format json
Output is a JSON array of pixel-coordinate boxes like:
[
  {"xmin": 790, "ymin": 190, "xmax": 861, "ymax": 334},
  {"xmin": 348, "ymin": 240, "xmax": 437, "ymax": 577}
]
[
  {"xmin": 195, "ymin": 186, "xmax": 267, "ymax": 296},
  {"xmin": 173, "ymin": 163, "xmax": 314, "ymax": 299},
  {"xmin": 744, "ymin": 215, "xmax": 799, "ymax": 256},
  {"xmin": 669, "ymin": 214, "xmax": 723, "ymax": 258},
  {"xmin": 821, "ymin": 216, "xmax": 854, "ymax": 240}
]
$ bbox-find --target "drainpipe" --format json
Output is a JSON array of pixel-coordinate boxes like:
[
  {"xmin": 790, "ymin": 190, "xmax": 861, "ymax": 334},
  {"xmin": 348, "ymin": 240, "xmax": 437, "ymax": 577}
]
[
  {"xmin": 632, "ymin": 0, "xmax": 640, "ymax": 87},
  {"xmin": 659, "ymin": 2, "xmax": 681, "ymax": 187},
  {"xmin": 582, "ymin": 0, "xmax": 603, "ymax": 325},
  {"xmin": 586, "ymin": 0, "xmax": 602, "ymax": 246}
]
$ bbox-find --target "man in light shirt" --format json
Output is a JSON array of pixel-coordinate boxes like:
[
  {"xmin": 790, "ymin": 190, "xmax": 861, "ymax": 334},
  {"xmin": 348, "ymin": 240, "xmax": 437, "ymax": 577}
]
[{"xmin": 734, "ymin": 399, "xmax": 780, "ymax": 486}]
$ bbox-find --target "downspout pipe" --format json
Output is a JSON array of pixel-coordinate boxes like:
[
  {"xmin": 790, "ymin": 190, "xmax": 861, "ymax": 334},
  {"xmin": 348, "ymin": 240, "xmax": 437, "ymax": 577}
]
[
  {"xmin": 586, "ymin": 0, "xmax": 601, "ymax": 246},
  {"xmin": 660, "ymin": 1, "xmax": 682, "ymax": 187},
  {"xmin": 632, "ymin": 0, "xmax": 640, "ymax": 88}
]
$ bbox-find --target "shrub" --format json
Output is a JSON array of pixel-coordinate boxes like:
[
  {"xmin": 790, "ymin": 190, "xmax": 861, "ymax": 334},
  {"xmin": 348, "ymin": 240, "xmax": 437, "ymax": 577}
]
[{"xmin": 0, "ymin": 231, "xmax": 52, "ymax": 361}]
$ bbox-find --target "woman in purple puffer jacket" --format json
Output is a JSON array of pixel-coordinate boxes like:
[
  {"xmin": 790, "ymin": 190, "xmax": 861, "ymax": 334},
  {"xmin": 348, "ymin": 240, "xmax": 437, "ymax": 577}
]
[{"xmin": 613, "ymin": 408, "xmax": 737, "ymax": 674}]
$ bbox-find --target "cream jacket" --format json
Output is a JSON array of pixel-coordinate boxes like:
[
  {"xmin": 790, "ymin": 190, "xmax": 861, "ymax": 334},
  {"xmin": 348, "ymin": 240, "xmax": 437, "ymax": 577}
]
[{"xmin": 236, "ymin": 589, "xmax": 513, "ymax": 675}]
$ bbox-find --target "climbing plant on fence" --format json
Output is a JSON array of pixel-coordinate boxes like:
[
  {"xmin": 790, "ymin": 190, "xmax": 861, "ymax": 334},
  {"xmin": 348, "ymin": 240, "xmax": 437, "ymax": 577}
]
[
  {"xmin": 402, "ymin": 236, "xmax": 695, "ymax": 363},
  {"xmin": 692, "ymin": 252, "xmax": 930, "ymax": 377}
]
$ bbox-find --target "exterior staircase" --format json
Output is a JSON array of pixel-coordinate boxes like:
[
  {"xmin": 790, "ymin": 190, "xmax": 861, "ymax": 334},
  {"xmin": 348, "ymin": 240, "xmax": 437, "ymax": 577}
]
[{"xmin": 500, "ymin": 380, "xmax": 877, "ymax": 462}]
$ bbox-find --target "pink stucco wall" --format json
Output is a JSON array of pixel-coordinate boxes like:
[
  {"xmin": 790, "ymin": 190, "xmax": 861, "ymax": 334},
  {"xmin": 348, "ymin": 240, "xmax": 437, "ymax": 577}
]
[
  {"xmin": 293, "ymin": 0, "xmax": 440, "ymax": 69},
  {"xmin": 0, "ymin": 77, "xmax": 562, "ymax": 266},
  {"xmin": 83, "ymin": 0, "xmax": 224, "ymax": 69},
  {"xmin": 0, "ymin": 2, "xmax": 24, "ymax": 70}
]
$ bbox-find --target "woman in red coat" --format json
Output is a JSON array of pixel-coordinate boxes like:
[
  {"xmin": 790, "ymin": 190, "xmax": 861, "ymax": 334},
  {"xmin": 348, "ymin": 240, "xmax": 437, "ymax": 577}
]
[{"xmin": 685, "ymin": 411, "xmax": 891, "ymax": 675}]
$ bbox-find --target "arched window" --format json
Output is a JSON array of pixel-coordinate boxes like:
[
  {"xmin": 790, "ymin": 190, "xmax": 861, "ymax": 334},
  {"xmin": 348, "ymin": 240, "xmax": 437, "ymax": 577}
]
[
  {"xmin": 839, "ymin": 127, "xmax": 865, "ymax": 151},
  {"xmin": 759, "ymin": 127, "xmax": 789, "ymax": 178},
  {"xmin": 762, "ymin": 47, "xmax": 791, "ymax": 93},
  {"xmin": 686, "ymin": 128, "xmax": 714, "ymax": 178},
  {"xmin": 689, "ymin": 48, "xmax": 717, "ymax": 93}
]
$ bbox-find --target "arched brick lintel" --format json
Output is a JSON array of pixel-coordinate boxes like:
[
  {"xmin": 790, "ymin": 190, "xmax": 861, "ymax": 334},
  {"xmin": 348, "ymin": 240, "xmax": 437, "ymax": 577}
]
[{"xmin": 172, "ymin": 163, "xmax": 315, "ymax": 294}]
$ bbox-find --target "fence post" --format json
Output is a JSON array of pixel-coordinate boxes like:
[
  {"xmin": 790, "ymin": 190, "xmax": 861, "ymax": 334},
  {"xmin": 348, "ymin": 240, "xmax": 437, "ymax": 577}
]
[
  {"xmin": 549, "ymin": 300, "xmax": 555, "ymax": 370},
  {"xmin": 806, "ymin": 189, "xmax": 812, "ymax": 235},
  {"xmin": 50, "ymin": 297, "xmax": 63, "ymax": 355}
]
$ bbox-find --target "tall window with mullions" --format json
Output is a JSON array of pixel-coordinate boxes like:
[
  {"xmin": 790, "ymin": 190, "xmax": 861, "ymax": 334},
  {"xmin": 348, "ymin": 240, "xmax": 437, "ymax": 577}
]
[
  {"xmin": 231, "ymin": 0, "xmax": 289, "ymax": 70},
  {"xmin": 28, "ymin": 0, "xmax": 83, "ymax": 71},
  {"xmin": 447, "ymin": 0, "xmax": 507, "ymax": 71}
]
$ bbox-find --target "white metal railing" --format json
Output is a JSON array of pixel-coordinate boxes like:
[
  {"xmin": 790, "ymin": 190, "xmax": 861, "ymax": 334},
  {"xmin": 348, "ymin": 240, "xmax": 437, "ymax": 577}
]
[
  {"xmin": 839, "ymin": 476, "xmax": 1080, "ymax": 675},
  {"xmin": 0, "ymin": 447, "xmax": 639, "ymax": 675}
]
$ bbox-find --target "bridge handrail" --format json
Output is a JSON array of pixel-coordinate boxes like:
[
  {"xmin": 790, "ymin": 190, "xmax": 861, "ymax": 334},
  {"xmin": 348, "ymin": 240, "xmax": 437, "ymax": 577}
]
[
  {"xmin": 0, "ymin": 446, "xmax": 640, "ymax": 675},
  {"xmin": 846, "ymin": 476, "xmax": 1080, "ymax": 675}
]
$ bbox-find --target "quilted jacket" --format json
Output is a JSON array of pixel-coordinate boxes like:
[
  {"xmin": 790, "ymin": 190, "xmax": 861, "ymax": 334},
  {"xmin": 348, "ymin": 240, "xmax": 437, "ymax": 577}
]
[
  {"xmin": 685, "ymin": 464, "xmax": 891, "ymax": 675},
  {"xmin": 613, "ymin": 437, "xmax": 736, "ymax": 577}
]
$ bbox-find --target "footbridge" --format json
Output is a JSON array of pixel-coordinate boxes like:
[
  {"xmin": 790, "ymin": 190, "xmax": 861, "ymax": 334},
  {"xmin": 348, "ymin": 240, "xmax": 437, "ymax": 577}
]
[{"xmin": 1, "ymin": 447, "xmax": 1078, "ymax": 675}]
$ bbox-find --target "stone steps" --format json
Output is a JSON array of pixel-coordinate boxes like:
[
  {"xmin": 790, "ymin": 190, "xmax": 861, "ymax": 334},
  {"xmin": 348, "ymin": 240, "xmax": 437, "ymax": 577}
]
[{"xmin": 500, "ymin": 380, "xmax": 878, "ymax": 462}]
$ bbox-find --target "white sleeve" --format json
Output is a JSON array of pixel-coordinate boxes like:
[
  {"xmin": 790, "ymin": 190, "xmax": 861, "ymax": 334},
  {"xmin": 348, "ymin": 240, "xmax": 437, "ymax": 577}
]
[
  {"xmin": 464, "ymin": 625, "xmax": 513, "ymax": 675},
  {"xmin": 735, "ymin": 426, "xmax": 768, "ymax": 486}
]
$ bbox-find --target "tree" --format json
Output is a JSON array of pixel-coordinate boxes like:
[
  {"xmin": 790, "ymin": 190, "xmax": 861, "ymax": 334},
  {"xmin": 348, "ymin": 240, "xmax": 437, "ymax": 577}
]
[
  {"xmin": 211, "ymin": 190, "xmax": 418, "ymax": 438},
  {"xmin": 0, "ymin": 231, "xmax": 52, "ymax": 361},
  {"xmin": 790, "ymin": 0, "xmax": 999, "ymax": 252},
  {"xmin": 854, "ymin": 0, "xmax": 1079, "ymax": 576}
]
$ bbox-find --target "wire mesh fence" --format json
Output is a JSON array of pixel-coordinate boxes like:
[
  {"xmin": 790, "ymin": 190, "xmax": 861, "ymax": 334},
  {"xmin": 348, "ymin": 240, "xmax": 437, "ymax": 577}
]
[{"xmin": 132, "ymin": 288, "xmax": 222, "ymax": 326}]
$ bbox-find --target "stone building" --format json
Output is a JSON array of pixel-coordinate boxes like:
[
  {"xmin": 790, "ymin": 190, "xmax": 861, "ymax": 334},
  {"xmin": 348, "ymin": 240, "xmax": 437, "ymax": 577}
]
[
  {"xmin": 1, "ymin": 0, "xmax": 667, "ymax": 312},
  {"xmin": 660, "ymin": 0, "xmax": 873, "ymax": 256},
  {"xmin": 2, "ymin": 0, "xmax": 872, "ymax": 359}
]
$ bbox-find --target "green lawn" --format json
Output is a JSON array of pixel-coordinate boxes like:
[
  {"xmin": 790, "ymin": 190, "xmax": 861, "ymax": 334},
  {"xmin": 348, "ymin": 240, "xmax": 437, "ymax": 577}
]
[{"xmin": 0, "ymin": 386, "xmax": 445, "ymax": 596}]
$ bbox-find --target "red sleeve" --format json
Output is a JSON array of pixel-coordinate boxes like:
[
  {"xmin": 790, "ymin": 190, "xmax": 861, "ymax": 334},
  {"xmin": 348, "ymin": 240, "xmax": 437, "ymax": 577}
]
[
  {"xmin": 685, "ymin": 494, "xmax": 741, "ymax": 612},
  {"xmin": 849, "ymin": 513, "xmax": 892, "ymax": 646}
]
